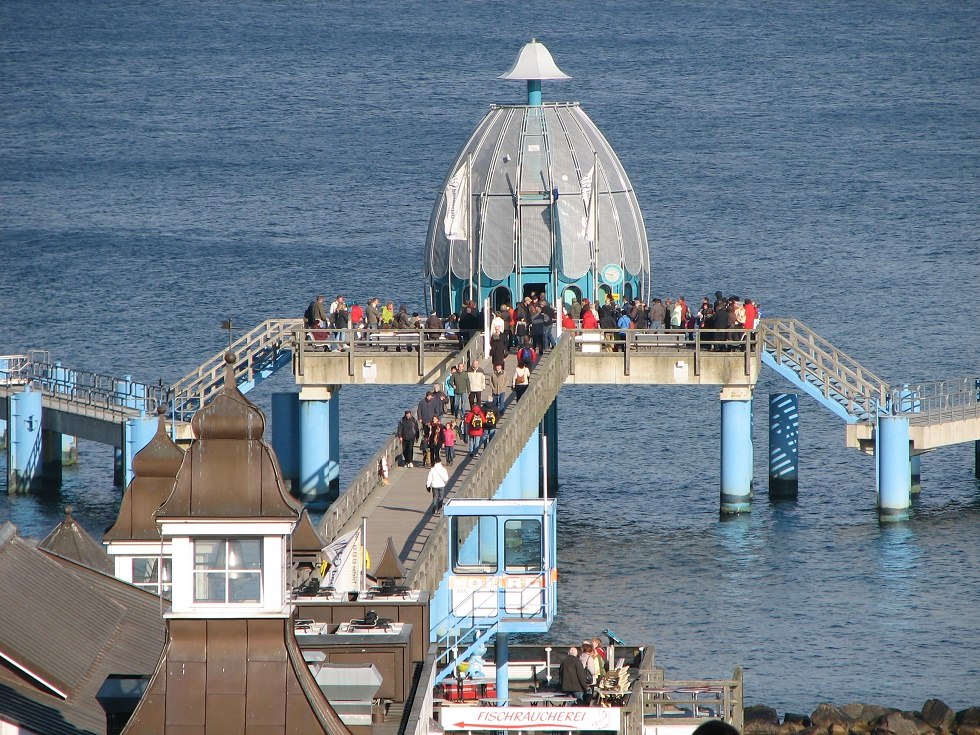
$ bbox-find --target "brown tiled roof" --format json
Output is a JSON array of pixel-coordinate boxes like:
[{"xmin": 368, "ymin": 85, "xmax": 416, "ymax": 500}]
[
  {"xmin": 0, "ymin": 522, "xmax": 165, "ymax": 735},
  {"xmin": 37, "ymin": 508, "xmax": 112, "ymax": 575},
  {"xmin": 156, "ymin": 355, "xmax": 302, "ymax": 521},
  {"xmin": 121, "ymin": 618, "xmax": 351, "ymax": 735},
  {"xmin": 105, "ymin": 415, "xmax": 183, "ymax": 543},
  {"xmin": 374, "ymin": 537, "xmax": 407, "ymax": 580}
]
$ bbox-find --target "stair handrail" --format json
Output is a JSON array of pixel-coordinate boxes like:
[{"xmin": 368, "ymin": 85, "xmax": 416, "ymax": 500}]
[
  {"xmin": 170, "ymin": 318, "xmax": 301, "ymax": 411},
  {"xmin": 759, "ymin": 318, "xmax": 889, "ymax": 419},
  {"xmin": 890, "ymin": 377, "xmax": 980, "ymax": 425}
]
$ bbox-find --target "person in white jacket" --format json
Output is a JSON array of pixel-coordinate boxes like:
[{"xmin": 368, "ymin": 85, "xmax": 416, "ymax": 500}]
[{"xmin": 426, "ymin": 460, "xmax": 450, "ymax": 515}]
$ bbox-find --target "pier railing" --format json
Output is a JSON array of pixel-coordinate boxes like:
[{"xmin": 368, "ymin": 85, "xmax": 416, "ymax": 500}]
[
  {"xmin": 568, "ymin": 327, "xmax": 760, "ymax": 378},
  {"xmin": 758, "ymin": 318, "xmax": 889, "ymax": 422},
  {"xmin": 170, "ymin": 318, "xmax": 301, "ymax": 418},
  {"xmin": 889, "ymin": 378, "xmax": 980, "ymax": 425},
  {"xmin": 407, "ymin": 333, "xmax": 573, "ymax": 591},
  {"xmin": 318, "ymin": 332, "xmax": 486, "ymax": 545}
]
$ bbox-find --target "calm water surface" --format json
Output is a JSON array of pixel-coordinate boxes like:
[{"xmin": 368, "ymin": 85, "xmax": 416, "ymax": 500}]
[{"xmin": 1, "ymin": 0, "xmax": 978, "ymax": 714}]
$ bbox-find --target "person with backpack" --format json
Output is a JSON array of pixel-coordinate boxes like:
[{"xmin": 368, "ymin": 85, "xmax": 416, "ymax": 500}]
[
  {"xmin": 512, "ymin": 359, "xmax": 531, "ymax": 401},
  {"xmin": 516, "ymin": 338, "xmax": 537, "ymax": 367},
  {"xmin": 481, "ymin": 403, "xmax": 498, "ymax": 449},
  {"xmin": 463, "ymin": 403, "xmax": 486, "ymax": 456}
]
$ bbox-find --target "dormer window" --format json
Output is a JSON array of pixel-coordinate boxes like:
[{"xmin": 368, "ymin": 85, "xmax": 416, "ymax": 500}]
[
  {"xmin": 193, "ymin": 538, "xmax": 262, "ymax": 603},
  {"xmin": 133, "ymin": 556, "xmax": 173, "ymax": 598}
]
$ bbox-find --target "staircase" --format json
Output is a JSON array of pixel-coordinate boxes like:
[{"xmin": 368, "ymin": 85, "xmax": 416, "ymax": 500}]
[
  {"xmin": 758, "ymin": 318, "xmax": 888, "ymax": 424},
  {"xmin": 169, "ymin": 318, "xmax": 301, "ymax": 421}
]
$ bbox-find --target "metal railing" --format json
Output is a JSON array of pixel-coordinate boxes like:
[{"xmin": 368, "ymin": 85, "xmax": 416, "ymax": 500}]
[
  {"xmin": 567, "ymin": 328, "xmax": 760, "ymax": 378},
  {"xmin": 0, "ymin": 353, "xmax": 165, "ymax": 421},
  {"xmin": 890, "ymin": 378, "xmax": 980, "ymax": 425},
  {"xmin": 407, "ymin": 334, "xmax": 573, "ymax": 591},
  {"xmin": 758, "ymin": 318, "xmax": 889, "ymax": 421},
  {"xmin": 293, "ymin": 327, "xmax": 466, "ymax": 379},
  {"xmin": 170, "ymin": 318, "xmax": 301, "ymax": 418},
  {"xmin": 318, "ymin": 331, "xmax": 486, "ymax": 545},
  {"xmin": 639, "ymin": 668, "xmax": 744, "ymax": 730}
]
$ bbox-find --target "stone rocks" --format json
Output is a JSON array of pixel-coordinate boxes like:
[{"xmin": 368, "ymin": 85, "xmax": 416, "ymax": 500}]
[{"xmin": 743, "ymin": 700, "xmax": 979, "ymax": 735}]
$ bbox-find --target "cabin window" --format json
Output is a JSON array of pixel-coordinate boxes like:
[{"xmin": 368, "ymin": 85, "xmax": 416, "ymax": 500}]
[
  {"xmin": 132, "ymin": 556, "xmax": 172, "ymax": 598},
  {"xmin": 193, "ymin": 539, "xmax": 262, "ymax": 603},
  {"xmin": 504, "ymin": 519, "xmax": 543, "ymax": 572},
  {"xmin": 453, "ymin": 516, "xmax": 497, "ymax": 573}
]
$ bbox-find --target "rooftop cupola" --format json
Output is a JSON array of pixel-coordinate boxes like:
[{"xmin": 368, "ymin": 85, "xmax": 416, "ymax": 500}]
[{"xmin": 499, "ymin": 37, "xmax": 570, "ymax": 106}]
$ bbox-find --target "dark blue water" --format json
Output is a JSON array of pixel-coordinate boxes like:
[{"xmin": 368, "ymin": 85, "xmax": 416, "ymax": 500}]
[{"xmin": 2, "ymin": 0, "xmax": 978, "ymax": 714}]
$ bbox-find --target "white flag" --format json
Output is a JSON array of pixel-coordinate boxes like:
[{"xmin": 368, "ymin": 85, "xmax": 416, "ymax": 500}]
[
  {"xmin": 322, "ymin": 529, "xmax": 361, "ymax": 593},
  {"xmin": 580, "ymin": 165, "xmax": 595, "ymax": 243},
  {"xmin": 443, "ymin": 163, "xmax": 469, "ymax": 241}
]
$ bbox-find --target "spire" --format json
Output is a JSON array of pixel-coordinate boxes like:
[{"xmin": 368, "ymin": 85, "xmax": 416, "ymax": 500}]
[{"xmin": 499, "ymin": 38, "xmax": 570, "ymax": 106}]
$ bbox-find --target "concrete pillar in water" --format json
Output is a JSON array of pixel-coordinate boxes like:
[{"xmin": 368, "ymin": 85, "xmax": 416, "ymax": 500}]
[
  {"xmin": 41, "ymin": 430, "xmax": 63, "ymax": 486},
  {"xmin": 123, "ymin": 413, "xmax": 158, "ymax": 487},
  {"xmin": 519, "ymin": 427, "xmax": 540, "ymax": 498},
  {"xmin": 877, "ymin": 414, "xmax": 911, "ymax": 522},
  {"xmin": 768, "ymin": 393, "xmax": 799, "ymax": 499},
  {"xmin": 7, "ymin": 387, "xmax": 43, "ymax": 493},
  {"xmin": 720, "ymin": 387, "xmax": 753, "ymax": 515},
  {"xmin": 62, "ymin": 434, "xmax": 78, "ymax": 466},
  {"xmin": 496, "ymin": 631, "xmax": 510, "ymax": 706},
  {"xmin": 910, "ymin": 453, "xmax": 921, "ymax": 494},
  {"xmin": 271, "ymin": 392, "xmax": 300, "ymax": 492},
  {"xmin": 299, "ymin": 387, "xmax": 341, "ymax": 506},
  {"xmin": 975, "ymin": 440, "xmax": 980, "ymax": 480}
]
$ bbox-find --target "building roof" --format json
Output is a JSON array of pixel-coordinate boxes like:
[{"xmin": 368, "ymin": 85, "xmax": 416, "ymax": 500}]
[
  {"xmin": 120, "ymin": 619, "xmax": 350, "ymax": 735},
  {"xmin": 156, "ymin": 354, "xmax": 302, "ymax": 521},
  {"xmin": 105, "ymin": 414, "xmax": 184, "ymax": 543},
  {"xmin": 37, "ymin": 507, "xmax": 113, "ymax": 575},
  {"xmin": 424, "ymin": 103, "xmax": 649, "ymax": 287},
  {"xmin": 499, "ymin": 38, "xmax": 571, "ymax": 81},
  {"xmin": 0, "ymin": 522, "xmax": 165, "ymax": 735}
]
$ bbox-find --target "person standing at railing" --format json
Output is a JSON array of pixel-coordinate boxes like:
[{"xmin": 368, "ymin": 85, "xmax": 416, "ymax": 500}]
[
  {"xmin": 333, "ymin": 302, "xmax": 349, "ymax": 348},
  {"xmin": 581, "ymin": 302, "xmax": 599, "ymax": 330},
  {"xmin": 743, "ymin": 299, "xmax": 758, "ymax": 330},
  {"xmin": 305, "ymin": 294, "xmax": 328, "ymax": 328},
  {"xmin": 366, "ymin": 297, "xmax": 382, "ymax": 331},
  {"xmin": 558, "ymin": 647, "xmax": 592, "ymax": 705},
  {"xmin": 649, "ymin": 298, "xmax": 666, "ymax": 332}
]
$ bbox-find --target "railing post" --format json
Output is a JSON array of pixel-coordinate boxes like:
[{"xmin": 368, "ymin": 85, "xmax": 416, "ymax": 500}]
[{"xmin": 418, "ymin": 328, "xmax": 425, "ymax": 376}]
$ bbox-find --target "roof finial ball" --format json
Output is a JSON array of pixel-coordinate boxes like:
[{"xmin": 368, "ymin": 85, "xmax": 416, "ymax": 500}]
[{"xmin": 499, "ymin": 37, "xmax": 570, "ymax": 106}]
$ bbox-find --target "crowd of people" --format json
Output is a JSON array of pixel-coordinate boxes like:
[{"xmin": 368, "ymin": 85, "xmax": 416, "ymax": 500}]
[
  {"xmin": 557, "ymin": 638, "xmax": 613, "ymax": 705},
  {"xmin": 304, "ymin": 289, "xmax": 761, "ymax": 353}
]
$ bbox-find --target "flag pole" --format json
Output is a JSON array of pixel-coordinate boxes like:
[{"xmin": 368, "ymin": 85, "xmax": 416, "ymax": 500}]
[
  {"xmin": 467, "ymin": 152, "xmax": 475, "ymax": 305},
  {"xmin": 592, "ymin": 150, "xmax": 599, "ymax": 301}
]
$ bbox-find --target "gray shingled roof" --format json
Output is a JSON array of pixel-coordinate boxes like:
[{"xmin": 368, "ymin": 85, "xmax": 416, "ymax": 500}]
[{"xmin": 0, "ymin": 522, "xmax": 165, "ymax": 735}]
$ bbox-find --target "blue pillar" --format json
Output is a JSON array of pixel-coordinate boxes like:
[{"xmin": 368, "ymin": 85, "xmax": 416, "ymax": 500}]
[
  {"xmin": 877, "ymin": 415, "xmax": 911, "ymax": 522},
  {"xmin": 7, "ymin": 386, "xmax": 42, "ymax": 493},
  {"xmin": 496, "ymin": 631, "xmax": 509, "ymax": 706},
  {"xmin": 62, "ymin": 434, "xmax": 78, "ymax": 466},
  {"xmin": 124, "ymin": 413, "xmax": 158, "ymax": 486},
  {"xmin": 299, "ymin": 389, "xmax": 340, "ymax": 506},
  {"xmin": 271, "ymin": 392, "xmax": 300, "ymax": 491},
  {"xmin": 527, "ymin": 80, "xmax": 542, "ymax": 106},
  {"xmin": 910, "ymin": 453, "xmax": 921, "ymax": 495},
  {"xmin": 519, "ymin": 428, "xmax": 540, "ymax": 499},
  {"xmin": 541, "ymin": 400, "xmax": 558, "ymax": 497},
  {"xmin": 41, "ymin": 430, "xmax": 63, "ymax": 486},
  {"xmin": 720, "ymin": 391, "xmax": 753, "ymax": 514},
  {"xmin": 0, "ymin": 417, "xmax": 7, "ymax": 451},
  {"xmin": 768, "ymin": 393, "xmax": 799, "ymax": 499},
  {"xmin": 975, "ymin": 440, "xmax": 979, "ymax": 480}
]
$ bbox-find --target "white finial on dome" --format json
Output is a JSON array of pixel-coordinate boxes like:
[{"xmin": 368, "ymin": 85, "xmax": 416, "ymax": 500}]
[{"xmin": 499, "ymin": 38, "xmax": 570, "ymax": 81}]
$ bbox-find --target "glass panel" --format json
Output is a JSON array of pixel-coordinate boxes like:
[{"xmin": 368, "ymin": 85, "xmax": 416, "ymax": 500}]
[
  {"xmin": 132, "ymin": 557, "xmax": 159, "ymax": 584},
  {"xmin": 504, "ymin": 519, "xmax": 543, "ymax": 572},
  {"xmin": 194, "ymin": 571, "xmax": 227, "ymax": 602},
  {"xmin": 229, "ymin": 539, "xmax": 261, "ymax": 570},
  {"xmin": 229, "ymin": 572, "xmax": 262, "ymax": 602},
  {"xmin": 194, "ymin": 539, "xmax": 224, "ymax": 570},
  {"xmin": 453, "ymin": 516, "xmax": 497, "ymax": 573}
]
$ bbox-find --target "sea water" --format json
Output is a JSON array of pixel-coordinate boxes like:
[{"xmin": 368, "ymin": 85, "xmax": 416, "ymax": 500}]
[{"xmin": 1, "ymin": 0, "xmax": 978, "ymax": 713}]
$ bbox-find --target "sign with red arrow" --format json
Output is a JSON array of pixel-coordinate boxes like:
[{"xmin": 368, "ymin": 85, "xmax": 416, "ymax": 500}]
[{"xmin": 441, "ymin": 706, "xmax": 620, "ymax": 731}]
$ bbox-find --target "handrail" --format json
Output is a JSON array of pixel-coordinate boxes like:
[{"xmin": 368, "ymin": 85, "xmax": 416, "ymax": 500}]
[
  {"xmin": 758, "ymin": 318, "xmax": 889, "ymax": 420},
  {"xmin": 890, "ymin": 377, "xmax": 980, "ymax": 425},
  {"xmin": 407, "ymin": 334, "xmax": 573, "ymax": 591},
  {"xmin": 318, "ymin": 331, "xmax": 486, "ymax": 545},
  {"xmin": 170, "ymin": 318, "xmax": 301, "ymax": 417}
]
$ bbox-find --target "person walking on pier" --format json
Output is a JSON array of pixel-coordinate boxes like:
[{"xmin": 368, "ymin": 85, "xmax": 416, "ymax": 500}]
[
  {"xmin": 452, "ymin": 363, "xmax": 470, "ymax": 418},
  {"xmin": 463, "ymin": 403, "xmax": 486, "ymax": 456},
  {"xmin": 425, "ymin": 416, "xmax": 444, "ymax": 466},
  {"xmin": 558, "ymin": 647, "xmax": 592, "ymax": 705},
  {"xmin": 425, "ymin": 459, "xmax": 450, "ymax": 515},
  {"xmin": 490, "ymin": 364, "xmax": 507, "ymax": 412},
  {"xmin": 442, "ymin": 421, "xmax": 458, "ymax": 465},
  {"xmin": 397, "ymin": 410, "xmax": 420, "ymax": 468},
  {"xmin": 512, "ymin": 360, "xmax": 531, "ymax": 401},
  {"xmin": 467, "ymin": 360, "xmax": 486, "ymax": 408}
]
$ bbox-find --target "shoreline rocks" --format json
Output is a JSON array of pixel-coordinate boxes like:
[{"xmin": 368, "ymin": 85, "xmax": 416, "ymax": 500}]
[{"xmin": 744, "ymin": 702, "xmax": 980, "ymax": 735}]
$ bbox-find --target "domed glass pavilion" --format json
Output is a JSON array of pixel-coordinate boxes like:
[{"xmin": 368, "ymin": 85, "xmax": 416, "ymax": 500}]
[{"xmin": 424, "ymin": 39, "xmax": 650, "ymax": 315}]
